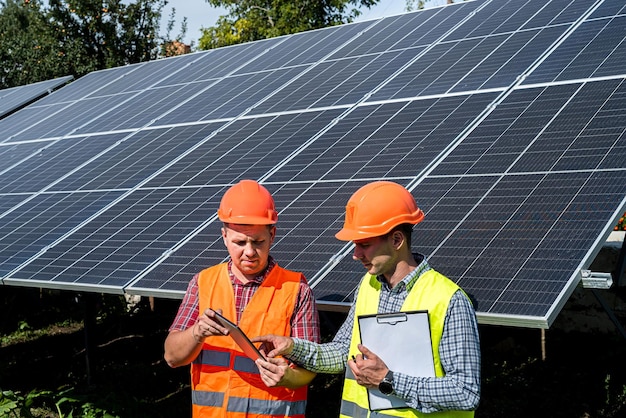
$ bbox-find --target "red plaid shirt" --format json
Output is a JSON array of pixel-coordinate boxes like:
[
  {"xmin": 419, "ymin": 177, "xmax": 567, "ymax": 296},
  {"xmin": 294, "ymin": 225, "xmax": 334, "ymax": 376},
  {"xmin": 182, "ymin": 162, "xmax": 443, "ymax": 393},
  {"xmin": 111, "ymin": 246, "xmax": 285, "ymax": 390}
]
[{"xmin": 169, "ymin": 257, "xmax": 320, "ymax": 343}]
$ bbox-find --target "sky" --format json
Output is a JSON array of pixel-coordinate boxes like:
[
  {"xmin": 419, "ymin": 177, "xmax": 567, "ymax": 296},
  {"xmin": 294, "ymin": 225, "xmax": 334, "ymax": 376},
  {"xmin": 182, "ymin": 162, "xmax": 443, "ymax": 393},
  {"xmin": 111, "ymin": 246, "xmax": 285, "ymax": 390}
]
[{"xmin": 162, "ymin": 1, "xmax": 412, "ymax": 46}]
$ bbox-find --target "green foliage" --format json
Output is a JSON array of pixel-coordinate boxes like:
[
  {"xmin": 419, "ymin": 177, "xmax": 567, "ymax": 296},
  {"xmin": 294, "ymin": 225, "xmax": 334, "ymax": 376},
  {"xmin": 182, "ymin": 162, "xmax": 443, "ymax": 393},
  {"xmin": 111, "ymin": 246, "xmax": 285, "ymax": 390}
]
[
  {"xmin": 0, "ymin": 387, "xmax": 120, "ymax": 418},
  {"xmin": 1, "ymin": 321, "xmax": 32, "ymax": 345},
  {"xmin": 198, "ymin": 0, "xmax": 380, "ymax": 50},
  {"xmin": 1, "ymin": 319, "xmax": 82, "ymax": 346},
  {"xmin": 0, "ymin": 390, "xmax": 21, "ymax": 418},
  {"xmin": 0, "ymin": 0, "xmax": 185, "ymax": 89},
  {"xmin": 55, "ymin": 387, "xmax": 120, "ymax": 418},
  {"xmin": 0, "ymin": 388, "xmax": 56, "ymax": 418},
  {"xmin": 615, "ymin": 212, "xmax": 626, "ymax": 231},
  {"xmin": 598, "ymin": 374, "xmax": 626, "ymax": 418},
  {"xmin": 0, "ymin": 0, "xmax": 64, "ymax": 88}
]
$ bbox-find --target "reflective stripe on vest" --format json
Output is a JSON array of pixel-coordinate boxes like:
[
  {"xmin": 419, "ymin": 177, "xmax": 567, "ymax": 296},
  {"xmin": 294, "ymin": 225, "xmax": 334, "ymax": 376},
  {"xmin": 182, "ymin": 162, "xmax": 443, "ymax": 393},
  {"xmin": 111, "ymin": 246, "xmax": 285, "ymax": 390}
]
[
  {"xmin": 192, "ymin": 389, "xmax": 224, "ymax": 407},
  {"xmin": 227, "ymin": 396, "xmax": 307, "ymax": 415},
  {"xmin": 194, "ymin": 349, "xmax": 259, "ymax": 374},
  {"xmin": 341, "ymin": 399, "xmax": 412, "ymax": 418},
  {"xmin": 192, "ymin": 391, "xmax": 307, "ymax": 416}
]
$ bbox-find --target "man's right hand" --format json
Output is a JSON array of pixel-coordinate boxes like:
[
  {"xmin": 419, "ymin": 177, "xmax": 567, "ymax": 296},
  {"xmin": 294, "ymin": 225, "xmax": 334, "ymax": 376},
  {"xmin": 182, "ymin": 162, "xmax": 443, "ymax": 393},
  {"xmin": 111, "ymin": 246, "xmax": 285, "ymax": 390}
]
[{"xmin": 252, "ymin": 334, "xmax": 294, "ymax": 358}]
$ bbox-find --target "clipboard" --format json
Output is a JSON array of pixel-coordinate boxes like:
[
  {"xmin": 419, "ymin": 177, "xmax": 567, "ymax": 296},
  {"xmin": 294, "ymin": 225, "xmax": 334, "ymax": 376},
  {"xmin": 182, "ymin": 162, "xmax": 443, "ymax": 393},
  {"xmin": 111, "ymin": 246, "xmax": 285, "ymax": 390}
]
[
  {"xmin": 357, "ymin": 310, "xmax": 435, "ymax": 411},
  {"xmin": 212, "ymin": 311, "xmax": 266, "ymax": 361}
]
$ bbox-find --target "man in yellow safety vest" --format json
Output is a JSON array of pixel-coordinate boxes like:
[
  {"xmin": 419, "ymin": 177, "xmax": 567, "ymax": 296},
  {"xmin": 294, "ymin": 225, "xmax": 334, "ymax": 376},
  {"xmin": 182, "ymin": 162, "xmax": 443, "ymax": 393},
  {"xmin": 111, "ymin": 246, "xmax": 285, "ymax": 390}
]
[{"xmin": 254, "ymin": 180, "xmax": 480, "ymax": 418}]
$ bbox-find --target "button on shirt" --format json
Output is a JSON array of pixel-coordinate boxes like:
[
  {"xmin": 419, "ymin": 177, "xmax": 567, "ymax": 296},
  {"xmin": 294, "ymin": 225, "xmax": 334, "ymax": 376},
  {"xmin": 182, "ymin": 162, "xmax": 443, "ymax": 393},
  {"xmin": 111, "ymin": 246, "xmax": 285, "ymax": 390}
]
[{"xmin": 288, "ymin": 254, "xmax": 480, "ymax": 413}]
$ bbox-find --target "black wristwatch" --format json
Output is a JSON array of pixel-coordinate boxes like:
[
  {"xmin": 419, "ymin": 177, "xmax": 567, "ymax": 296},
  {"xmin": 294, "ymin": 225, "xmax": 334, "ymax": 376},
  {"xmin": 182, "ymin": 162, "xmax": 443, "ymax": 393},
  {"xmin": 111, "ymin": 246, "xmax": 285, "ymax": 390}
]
[{"xmin": 378, "ymin": 370, "xmax": 394, "ymax": 395}]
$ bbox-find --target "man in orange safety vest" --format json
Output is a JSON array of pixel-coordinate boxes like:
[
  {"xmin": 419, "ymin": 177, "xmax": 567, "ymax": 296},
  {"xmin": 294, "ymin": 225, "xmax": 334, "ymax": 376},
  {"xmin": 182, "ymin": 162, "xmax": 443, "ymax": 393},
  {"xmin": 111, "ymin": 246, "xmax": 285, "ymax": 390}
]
[{"xmin": 164, "ymin": 179, "xmax": 320, "ymax": 418}]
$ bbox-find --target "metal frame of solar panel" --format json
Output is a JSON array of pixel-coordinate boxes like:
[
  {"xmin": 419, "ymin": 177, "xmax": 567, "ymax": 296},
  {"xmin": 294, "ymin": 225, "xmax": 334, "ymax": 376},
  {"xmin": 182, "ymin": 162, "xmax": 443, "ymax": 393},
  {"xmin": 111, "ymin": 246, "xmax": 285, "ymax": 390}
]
[
  {"xmin": 0, "ymin": 76, "xmax": 73, "ymax": 119},
  {"xmin": 1, "ymin": 0, "xmax": 625, "ymax": 329}
]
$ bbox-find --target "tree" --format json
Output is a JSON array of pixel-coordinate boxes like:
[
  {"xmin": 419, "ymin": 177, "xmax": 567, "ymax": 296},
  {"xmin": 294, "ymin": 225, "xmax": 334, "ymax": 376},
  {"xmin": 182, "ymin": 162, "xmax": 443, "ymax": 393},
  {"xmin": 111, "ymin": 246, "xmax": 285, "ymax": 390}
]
[
  {"xmin": 198, "ymin": 0, "xmax": 380, "ymax": 50},
  {"xmin": 0, "ymin": 0, "xmax": 186, "ymax": 89},
  {"xmin": 45, "ymin": 0, "xmax": 166, "ymax": 74},
  {"xmin": 0, "ymin": 0, "xmax": 64, "ymax": 88}
]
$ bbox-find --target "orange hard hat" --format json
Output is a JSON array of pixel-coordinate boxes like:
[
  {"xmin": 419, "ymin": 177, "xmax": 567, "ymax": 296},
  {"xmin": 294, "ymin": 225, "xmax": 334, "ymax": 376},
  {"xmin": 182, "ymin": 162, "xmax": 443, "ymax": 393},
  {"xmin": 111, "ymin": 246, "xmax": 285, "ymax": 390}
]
[
  {"xmin": 335, "ymin": 181, "xmax": 424, "ymax": 241},
  {"xmin": 217, "ymin": 180, "xmax": 278, "ymax": 225}
]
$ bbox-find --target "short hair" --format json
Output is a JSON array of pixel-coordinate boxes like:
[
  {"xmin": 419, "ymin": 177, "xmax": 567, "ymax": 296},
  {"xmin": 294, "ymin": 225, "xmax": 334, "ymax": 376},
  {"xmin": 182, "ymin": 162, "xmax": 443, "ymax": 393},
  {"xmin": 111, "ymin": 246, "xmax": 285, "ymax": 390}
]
[{"xmin": 387, "ymin": 223, "xmax": 413, "ymax": 243}]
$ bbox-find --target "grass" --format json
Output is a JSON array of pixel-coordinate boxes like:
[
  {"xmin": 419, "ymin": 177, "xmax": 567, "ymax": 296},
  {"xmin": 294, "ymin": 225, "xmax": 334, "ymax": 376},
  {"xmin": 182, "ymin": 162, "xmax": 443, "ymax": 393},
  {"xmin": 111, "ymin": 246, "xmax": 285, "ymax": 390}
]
[{"xmin": 1, "ymin": 287, "xmax": 626, "ymax": 417}]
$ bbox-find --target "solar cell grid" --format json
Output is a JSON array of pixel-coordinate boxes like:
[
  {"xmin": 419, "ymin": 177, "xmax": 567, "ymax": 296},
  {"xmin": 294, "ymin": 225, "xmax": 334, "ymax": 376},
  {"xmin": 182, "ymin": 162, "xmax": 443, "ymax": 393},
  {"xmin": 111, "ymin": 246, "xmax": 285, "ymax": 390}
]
[
  {"xmin": 73, "ymin": 84, "xmax": 202, "ymax": 134},
  {"xmin": 236, "ymin": 22, "xmax": 371, "ymax": 73},
  {"xmin": 9, "ymin": 93, "xmax": 136, "ymax": 142},
  {"xmin": 331, "ymin": 8, "xmax": 440, "ymax": 58},
  {"xmin": 87, "ymin": 58, "xmax": 190, "ymax": 97},
  {"xmin": 146, "ymin": 109, "xmax": 344, "ymax": 188},
  {"xmin": 459, "ymin": 26, "xmax": 566, "ymax": 92},
  {"xmin": 0, "ymin": 76, "xmax": 73, "ymax": 118},
  {"xmin": 0, "ymin": 134, "xmax": 124, "ymax": 194},
  {"xmin": 432, "ymin": 84, "xmax": 581, "ymax": 177},
  {"xmin": 32, "ymin": 66, "xmax": 138, "ymax": 106},
  {"xmin": 0, "ymin": 190, "xmax": 123, "ymax": 277},
  {"xmin": 0, "ymin": 141, "xmax": 47, "ymax": 173},
  {"xmin": 526, "ymin": 17, "xmax": 626, "ymax": 84},
  {"xmin": 0, "ymin": 195, "xmax": 27, "ymax": 216},
  {"xmin": 274, "ymin": 93, "xmax": 498, "ymax": 182},
  {"xmin": 589, "ymin": 1, "xmax": 626, "ymax": 19},
  {"xmin": 1, "ymin": 0, "xmax": 625, "ymax": 328},
  {"xmin": 373, "ymin": 20, "xmax": 575, "ymax": 101},
  {"xmin": 520, "ymin": 0, "xmax": 591, "ymax": 29},
  {"xmin": 157, "ymin": 40, "xmax": 281, "ymax": 86},
  {"xmin": 0, "ymin": 104, "xmax": 70, "ymax": 144},
  {"xmin": 157, "ymin": 67, "xmax": 306, "ymax": 124},
  {"xmin": 251, "ymin": 51, "xmax": 421, "ymax": 114},
  {"xmin": 7, "ymin": 187, "xmax": 219, "ymax": 288},
  {"xmin": 49, "ymin": 124, "xmax": 222, "ymax": 192},
  {"xmin": 511, "ymin": 80, "xmax": 625, "ymax": 173},
  {"xmin": 445, "ymin": 0, "xmax": 517, "ymax": 39}
]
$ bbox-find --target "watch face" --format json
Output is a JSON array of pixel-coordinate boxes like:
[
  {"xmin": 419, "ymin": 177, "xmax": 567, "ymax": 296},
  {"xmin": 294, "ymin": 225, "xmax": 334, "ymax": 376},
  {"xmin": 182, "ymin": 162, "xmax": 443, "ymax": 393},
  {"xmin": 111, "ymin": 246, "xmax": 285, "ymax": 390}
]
[{"xmin": 378, "ymin": 379, "xmax": 393, "ymax": 395}]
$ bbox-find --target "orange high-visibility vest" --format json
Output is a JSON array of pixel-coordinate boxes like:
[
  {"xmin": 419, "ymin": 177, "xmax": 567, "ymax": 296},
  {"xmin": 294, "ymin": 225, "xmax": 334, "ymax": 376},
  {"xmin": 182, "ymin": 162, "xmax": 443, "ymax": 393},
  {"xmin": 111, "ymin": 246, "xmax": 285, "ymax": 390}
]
[{"xmin": 191, "ymin": 263, "xmax": 308, "ymax": 418}]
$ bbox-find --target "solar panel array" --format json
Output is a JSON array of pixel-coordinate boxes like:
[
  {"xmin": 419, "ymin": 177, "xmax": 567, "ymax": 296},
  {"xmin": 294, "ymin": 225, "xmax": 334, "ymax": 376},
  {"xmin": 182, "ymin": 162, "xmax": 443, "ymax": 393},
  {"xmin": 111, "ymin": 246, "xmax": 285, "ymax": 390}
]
[
  {"xmin": 0, "ymin": 76, "xmax": 72, "ymax": 118},
  {"xmin": 1, "ymin": 0, "xmax": 625, "ymax": 328}
]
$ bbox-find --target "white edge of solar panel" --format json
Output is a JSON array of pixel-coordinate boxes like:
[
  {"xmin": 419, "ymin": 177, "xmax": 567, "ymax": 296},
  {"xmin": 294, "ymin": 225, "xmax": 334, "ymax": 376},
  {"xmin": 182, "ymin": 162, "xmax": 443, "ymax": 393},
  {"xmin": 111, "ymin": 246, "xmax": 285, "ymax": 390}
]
[
  {"xmin": 477, "ymin": 312, "xmax": 550, "ymax": 329},
  {"xmin": 2, "ymin": 277, "xmax": 126, "ymax": 295},
  {"xmin": 125, "ymin": 286, "xmax": 186, "ymax": 300},
  {"xmin": 315, "ymin": 300, "xmax": 351, "ymax": 313}
]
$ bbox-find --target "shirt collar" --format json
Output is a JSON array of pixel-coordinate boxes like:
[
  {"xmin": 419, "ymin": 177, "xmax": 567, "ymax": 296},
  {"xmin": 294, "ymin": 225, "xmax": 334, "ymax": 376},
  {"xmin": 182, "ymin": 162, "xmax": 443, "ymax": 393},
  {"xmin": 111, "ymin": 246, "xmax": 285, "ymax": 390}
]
[
  {"xmin": 228, "ymin": 256, "xmax": 276, "ymax": 285},
  {"xmin": 376, "ymin": 253, "xmax": 429, "ymax": 292}
]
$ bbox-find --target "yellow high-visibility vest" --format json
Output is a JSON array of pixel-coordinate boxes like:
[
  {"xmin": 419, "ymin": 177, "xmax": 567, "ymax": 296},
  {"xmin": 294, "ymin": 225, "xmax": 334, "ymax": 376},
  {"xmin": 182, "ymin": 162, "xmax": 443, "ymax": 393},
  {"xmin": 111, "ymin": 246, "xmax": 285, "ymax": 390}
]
[{"xmin": 340, "ymin": 269, "xmax": 474, "ymax": 418}]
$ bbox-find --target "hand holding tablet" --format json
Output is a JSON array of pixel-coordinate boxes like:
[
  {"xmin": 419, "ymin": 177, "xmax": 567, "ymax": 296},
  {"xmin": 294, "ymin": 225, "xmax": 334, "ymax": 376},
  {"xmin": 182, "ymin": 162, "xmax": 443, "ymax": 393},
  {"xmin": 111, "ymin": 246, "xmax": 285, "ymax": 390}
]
[{"xmin": 211, "ymin": 310, "xmax": 267, "ymax": 361}]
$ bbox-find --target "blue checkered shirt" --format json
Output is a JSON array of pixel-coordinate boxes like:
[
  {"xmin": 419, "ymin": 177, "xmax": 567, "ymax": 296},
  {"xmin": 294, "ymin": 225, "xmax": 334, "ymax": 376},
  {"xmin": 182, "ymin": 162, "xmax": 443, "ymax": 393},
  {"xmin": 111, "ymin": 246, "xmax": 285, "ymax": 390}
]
[{"xmin": 289, "ymin": 254, "xmax": 480, "ymax": 413}]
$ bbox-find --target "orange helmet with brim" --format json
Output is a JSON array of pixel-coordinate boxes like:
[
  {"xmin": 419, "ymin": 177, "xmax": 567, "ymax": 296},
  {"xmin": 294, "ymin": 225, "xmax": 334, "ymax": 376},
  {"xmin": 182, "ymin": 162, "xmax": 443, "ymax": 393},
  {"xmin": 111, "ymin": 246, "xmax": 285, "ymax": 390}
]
[
  {"xmin": 217, "ymin": 179, "xmax": 278, "ymax": 225},
  {"xmin": 335, "ymin": 181, "xmax": 424, "ymax": 241}
]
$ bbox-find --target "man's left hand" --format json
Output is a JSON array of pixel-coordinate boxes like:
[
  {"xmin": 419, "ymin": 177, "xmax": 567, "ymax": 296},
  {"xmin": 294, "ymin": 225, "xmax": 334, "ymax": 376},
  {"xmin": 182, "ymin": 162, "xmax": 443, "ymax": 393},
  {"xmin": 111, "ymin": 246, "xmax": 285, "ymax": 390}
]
[{"xmin": 348, "ymin": 344, "xmax": 388, "ymax": 388}]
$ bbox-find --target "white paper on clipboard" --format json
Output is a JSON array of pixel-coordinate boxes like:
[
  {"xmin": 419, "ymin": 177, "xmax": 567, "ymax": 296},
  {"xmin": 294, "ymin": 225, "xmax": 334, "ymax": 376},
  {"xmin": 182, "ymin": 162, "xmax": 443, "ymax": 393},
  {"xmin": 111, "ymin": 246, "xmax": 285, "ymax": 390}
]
[
  {"xmin": 212, "ymin": 311, "xmax": 266, "ymax": 361},
  {"xmin": 357, "ymin": 310, "xmax": 435, "ymax": 411}
]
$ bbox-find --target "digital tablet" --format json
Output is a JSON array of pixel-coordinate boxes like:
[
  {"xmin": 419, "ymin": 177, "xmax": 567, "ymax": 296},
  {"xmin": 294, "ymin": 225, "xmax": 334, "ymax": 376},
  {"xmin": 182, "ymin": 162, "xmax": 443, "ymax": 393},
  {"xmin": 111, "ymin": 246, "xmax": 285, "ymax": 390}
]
[{"xmin": 212, "ymin": 311, "xmax": 266, "ymax": 361}]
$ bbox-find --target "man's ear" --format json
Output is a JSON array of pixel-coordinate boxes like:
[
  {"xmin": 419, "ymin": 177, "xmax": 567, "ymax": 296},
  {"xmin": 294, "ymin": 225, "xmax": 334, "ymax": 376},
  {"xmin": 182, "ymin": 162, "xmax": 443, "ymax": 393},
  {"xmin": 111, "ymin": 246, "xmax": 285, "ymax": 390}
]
[
  {"xmin": 392, "ymin": 230, "xmax": 404, "ymax": 250},
  {"xmin": 269, "ymin": 225, "xmax": 276, "ymax": 243}
]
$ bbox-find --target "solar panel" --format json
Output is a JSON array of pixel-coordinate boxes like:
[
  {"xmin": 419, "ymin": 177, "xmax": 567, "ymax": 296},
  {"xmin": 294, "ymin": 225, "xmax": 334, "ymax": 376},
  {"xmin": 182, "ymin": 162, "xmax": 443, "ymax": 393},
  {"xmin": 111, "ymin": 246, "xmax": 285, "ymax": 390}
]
[
  {"xmin": 1, "ymin": 0, "xmax": 625, "ymax": 328},
  {"xmin": 0, "ymin": 76, "xmax": 73, "ymax": 118}
]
